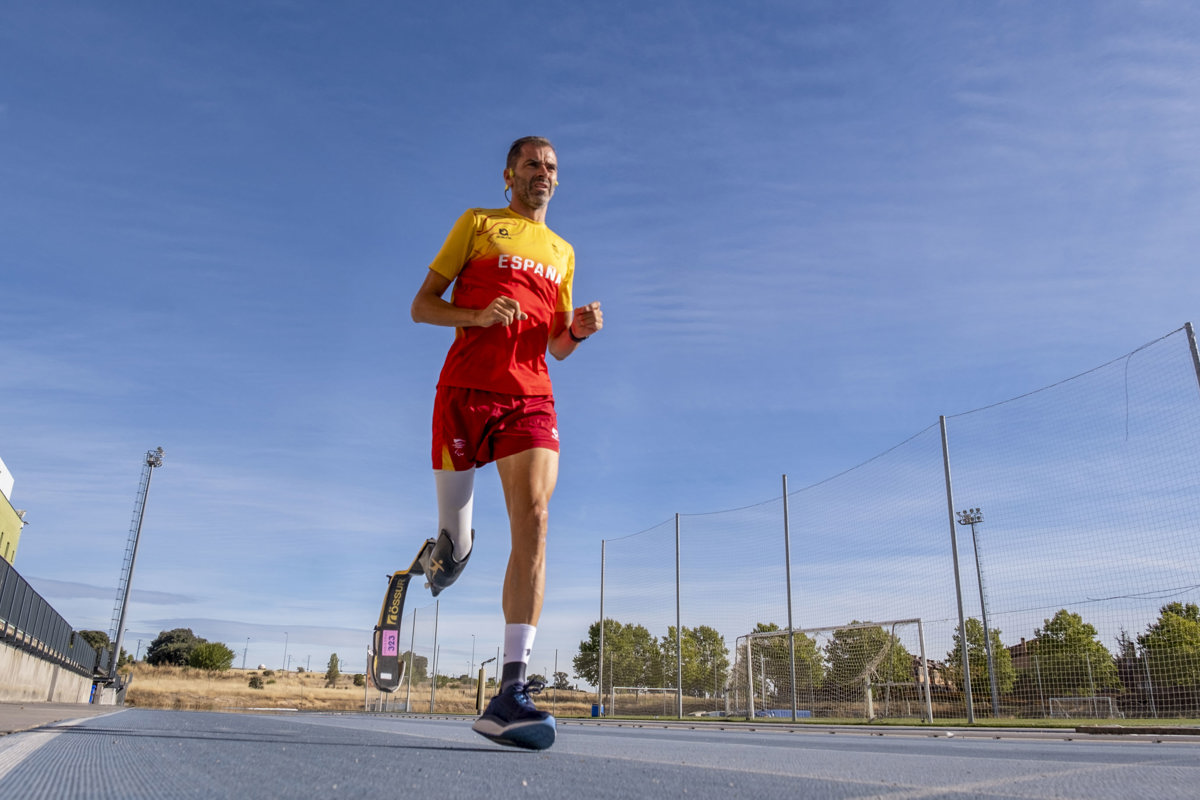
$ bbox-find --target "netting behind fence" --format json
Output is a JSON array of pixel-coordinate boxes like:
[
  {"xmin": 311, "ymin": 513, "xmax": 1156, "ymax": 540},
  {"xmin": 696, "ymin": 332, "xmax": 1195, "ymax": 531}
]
[{"xmin": 599, "ymin": 325, "xmax": 1200, "ymax": 720}]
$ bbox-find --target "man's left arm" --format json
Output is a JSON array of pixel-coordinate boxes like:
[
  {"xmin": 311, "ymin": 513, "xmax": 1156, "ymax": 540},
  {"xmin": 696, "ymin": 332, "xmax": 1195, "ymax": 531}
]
[{"xmin": 548, "ymin": 301, "xmax": 603, "ymax": 361}]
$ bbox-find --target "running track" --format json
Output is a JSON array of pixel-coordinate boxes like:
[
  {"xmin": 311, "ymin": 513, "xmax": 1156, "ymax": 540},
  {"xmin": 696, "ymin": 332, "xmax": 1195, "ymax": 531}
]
[{"xmin": 2, "ymin": 709, "xmax": 1197, "ymax": 799}]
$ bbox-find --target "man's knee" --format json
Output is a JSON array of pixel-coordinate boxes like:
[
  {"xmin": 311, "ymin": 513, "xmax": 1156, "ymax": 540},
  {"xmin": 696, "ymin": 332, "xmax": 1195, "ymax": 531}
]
[{"xmin": 525, "ymin": 499, "xmax": 551, "ymax": 529}]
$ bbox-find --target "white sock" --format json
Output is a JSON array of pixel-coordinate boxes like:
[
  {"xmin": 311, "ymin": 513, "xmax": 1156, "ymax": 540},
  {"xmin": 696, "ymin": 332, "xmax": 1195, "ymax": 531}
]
[
  {"xmin": 503, "ymin": 623, "xmax": 536, "ymax": 667},
  {"xmin": 434, "ymin": 468, "xmax": 475, "ymax": 558}
]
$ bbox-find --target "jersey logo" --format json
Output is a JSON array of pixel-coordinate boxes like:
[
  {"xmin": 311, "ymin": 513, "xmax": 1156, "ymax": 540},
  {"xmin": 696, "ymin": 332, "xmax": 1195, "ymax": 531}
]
[{"xmin": 497, "ymin": 253, "xmax": 563, "ymax": 285}]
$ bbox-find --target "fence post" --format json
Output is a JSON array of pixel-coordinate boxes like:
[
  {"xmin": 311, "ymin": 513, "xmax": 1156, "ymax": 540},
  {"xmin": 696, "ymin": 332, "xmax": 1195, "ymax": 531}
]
[
  {"xmin": 598, "ymin": 539, "xmax": 606, "ymax": 711},
  {"xmin": 675, "ymin": 513, "xmax": 683, "ymax": 719},
  {"xmin": 1186, "ymin": 322, "xmax": 1200, "ymax": 400},
  {"xmin": 782, "ymin": 474, "xmax": 798, "ymax": 722},
  {"xmin": 940, "ymin": 415, "xmax": 975, "ymax": 723},
  {"xmin": 1143, "ymin": 649, "xmax": 1158, "ymax": 719},
  {"xmin": 405, "ymin": 607, "xmax": 417, "ymax": 712},
  {"xmin": 429, "ymin": 600, "xmax": 439, "ymax": 713}
]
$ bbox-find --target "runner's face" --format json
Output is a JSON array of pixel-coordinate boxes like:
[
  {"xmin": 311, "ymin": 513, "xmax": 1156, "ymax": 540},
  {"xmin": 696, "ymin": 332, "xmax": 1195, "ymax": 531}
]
[{"xmin": 509, "ymin": 145, "xmax": 557, "ymax": 211}]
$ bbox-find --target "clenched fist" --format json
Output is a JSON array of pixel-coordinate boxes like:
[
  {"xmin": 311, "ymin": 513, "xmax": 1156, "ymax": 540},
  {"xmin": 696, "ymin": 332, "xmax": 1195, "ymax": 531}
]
[
  {"xmin": 570, "ymin": 301, "xmax": 603, "ymax": 339},
  {"xmin": 477, "ymin": 296, "xmax": 528, "ymax": 327}
]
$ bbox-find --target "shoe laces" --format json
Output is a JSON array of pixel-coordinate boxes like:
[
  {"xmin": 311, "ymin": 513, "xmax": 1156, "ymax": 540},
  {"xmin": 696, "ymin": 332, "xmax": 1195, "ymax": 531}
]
[{"xmin": 510, "ymin": 678, "xmax": 546, "ymax": 704}]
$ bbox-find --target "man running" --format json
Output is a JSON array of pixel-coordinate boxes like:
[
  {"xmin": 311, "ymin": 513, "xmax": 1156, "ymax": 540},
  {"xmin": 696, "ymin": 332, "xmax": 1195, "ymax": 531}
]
[{"xmin": 409, "ymin": 136, "xmax": 602, "ymax": 750}]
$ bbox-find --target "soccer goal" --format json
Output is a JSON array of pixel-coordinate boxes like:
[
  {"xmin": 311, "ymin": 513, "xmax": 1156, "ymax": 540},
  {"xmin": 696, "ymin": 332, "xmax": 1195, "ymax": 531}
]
[
  {"xmin": 610, "ymin": 686, "xmax": 679, "ymax": 718},
  {"xmin": 1048, "ymin": 696, "xmax": 1123, "ymax": 719},
  {"xmin": 733, "ymin": 618, "xmax": 933, "ymax": 722}
]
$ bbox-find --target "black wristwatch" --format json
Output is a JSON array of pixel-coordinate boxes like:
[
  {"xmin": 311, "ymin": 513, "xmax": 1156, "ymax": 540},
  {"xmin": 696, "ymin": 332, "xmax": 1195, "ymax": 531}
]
[{"xmin": 568, "ymin": 325, "xmax": 588, "ymax": 343}]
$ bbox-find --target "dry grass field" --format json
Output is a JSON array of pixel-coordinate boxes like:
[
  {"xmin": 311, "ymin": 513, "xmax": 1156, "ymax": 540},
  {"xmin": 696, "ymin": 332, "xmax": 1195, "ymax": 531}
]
[{"xmin": 122, "ymin": 662, "xmax": 598, "ymax": 717}]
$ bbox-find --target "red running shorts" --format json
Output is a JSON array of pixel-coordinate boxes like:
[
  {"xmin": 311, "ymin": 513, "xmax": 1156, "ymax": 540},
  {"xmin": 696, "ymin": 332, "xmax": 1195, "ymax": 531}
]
[{"xmin": 431, "ymin": 386, "xmax": 559, "ymax": 471}]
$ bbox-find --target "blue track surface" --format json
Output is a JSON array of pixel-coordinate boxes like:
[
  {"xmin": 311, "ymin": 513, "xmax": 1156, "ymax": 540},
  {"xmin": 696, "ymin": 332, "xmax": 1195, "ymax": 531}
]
[{"xmin": 1, "ymin": 709, "xmax": 1197, "ymax": 799}]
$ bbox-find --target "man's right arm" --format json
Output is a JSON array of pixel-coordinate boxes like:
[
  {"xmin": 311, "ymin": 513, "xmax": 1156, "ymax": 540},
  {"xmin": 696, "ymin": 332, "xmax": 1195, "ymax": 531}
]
[{"xmin": 411, "ymin": 269, "xmax": 527, "ymax": 329}]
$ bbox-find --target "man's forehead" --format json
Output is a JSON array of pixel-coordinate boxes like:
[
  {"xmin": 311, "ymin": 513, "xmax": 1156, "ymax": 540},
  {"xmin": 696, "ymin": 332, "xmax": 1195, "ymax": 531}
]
[{"xmin": 518, "ymin": 144, "xmax": 557, "ymax": 164}]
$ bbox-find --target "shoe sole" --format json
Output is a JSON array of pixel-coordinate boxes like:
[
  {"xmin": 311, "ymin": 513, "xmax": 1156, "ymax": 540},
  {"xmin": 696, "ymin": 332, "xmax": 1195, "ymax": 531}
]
[{"xmin": 472, "ymin": 715, "xmax": 556, "ymax": 750}]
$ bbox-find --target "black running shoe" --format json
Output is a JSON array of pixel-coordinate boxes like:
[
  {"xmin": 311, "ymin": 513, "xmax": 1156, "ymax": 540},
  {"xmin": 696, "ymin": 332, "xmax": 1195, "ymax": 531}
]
[{"xmin": 472, "ymin": 679, "xmax": 556, "ymax": 750}]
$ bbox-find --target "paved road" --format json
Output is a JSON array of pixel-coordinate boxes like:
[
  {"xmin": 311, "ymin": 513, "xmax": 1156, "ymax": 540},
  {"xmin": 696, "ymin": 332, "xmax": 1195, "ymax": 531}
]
[{"xmin": 1, "ymin": 709, "xmax": 1197, "ymax": 799}]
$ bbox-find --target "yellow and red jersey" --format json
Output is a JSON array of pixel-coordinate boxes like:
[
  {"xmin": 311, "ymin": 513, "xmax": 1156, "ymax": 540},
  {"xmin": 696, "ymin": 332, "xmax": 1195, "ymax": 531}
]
[{"xmin": 429, "ymin": 207, "xmax": 575, "ymax": 396}]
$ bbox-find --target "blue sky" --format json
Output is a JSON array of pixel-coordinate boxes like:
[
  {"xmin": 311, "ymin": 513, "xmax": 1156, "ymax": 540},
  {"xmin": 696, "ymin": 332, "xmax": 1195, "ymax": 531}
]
[{"xmin": 4, "ymin": 1, "xmax": 1199, "ymax": 678}]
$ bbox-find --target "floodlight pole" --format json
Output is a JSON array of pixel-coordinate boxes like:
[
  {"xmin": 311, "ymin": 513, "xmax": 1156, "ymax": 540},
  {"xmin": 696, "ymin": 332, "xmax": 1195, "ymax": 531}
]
[
  {"xmin": 108, "ymin": 447, "xmax": 164, "ymax": 686},
  {"xmin": 958, "ymin": 508, "xmax": 1000, "ymax": 718}
]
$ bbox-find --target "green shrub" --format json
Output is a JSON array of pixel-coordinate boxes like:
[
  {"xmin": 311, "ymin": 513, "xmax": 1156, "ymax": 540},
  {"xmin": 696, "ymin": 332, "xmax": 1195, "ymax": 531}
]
[{"xmin": 187, "ymin": 642, "xmax": 236, "ymax": 671}]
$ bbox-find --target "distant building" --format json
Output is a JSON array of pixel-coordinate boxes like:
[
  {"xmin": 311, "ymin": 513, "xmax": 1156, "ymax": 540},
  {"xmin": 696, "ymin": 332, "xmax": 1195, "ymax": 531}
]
[
  {"xmin": 1008, "ymin": 637, "xmax": 1033, "ymax": 672},
  {"xmin": 0, "ymin": 455, "xmax": 27, "ymax": 565}
]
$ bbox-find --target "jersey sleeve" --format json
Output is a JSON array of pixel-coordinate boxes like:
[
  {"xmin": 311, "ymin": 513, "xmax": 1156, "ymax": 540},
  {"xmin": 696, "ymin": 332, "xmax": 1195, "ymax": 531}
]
[
  {"xmin": 428, "ymin": 210, "xmax": 478, "ymax": 281},
  {"xmin": 556, "ymin": 246, "xmax": 575, "ymax": 313}
]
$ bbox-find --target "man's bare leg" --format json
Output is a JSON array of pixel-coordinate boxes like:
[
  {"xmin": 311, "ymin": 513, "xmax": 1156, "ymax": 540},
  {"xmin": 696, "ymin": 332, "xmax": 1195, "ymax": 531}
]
[
  {"xmin": 496, "ymin": 446, "xmax": 558, "ymax": 627},
  {"xmin": 472, "ymin": 446, "xmax": 559, "ymax": 750}
]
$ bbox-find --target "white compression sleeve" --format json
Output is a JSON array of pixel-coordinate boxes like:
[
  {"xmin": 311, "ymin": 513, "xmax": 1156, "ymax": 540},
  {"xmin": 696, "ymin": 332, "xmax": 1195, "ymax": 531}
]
[{"xmin": 434, "ymin": 468, "xmax": 475, "ymax": 557}]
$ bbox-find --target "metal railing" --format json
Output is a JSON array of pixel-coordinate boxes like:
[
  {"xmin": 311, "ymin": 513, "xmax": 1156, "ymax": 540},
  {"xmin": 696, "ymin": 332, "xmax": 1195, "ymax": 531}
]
[{"xmin": 0, "ymin": 558, "xmax": 105, "ymax": 677}]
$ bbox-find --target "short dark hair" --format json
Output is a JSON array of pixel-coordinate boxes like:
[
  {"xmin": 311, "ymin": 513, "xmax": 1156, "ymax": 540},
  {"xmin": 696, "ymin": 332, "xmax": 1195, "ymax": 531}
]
[{"xmin": 506, "ymin": 136, "xmax": 555, "ymax": 171}]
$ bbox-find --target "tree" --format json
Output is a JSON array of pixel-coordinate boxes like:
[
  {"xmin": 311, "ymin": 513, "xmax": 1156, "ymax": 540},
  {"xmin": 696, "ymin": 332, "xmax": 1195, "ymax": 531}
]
[
  {"xmin": 945, "ymin": 617, "xmax": 1016, "ymax": 696},
  {"xmin": 660, "ymin": 625, "xmax": 730, "ymax": 697},
  {"xmin": 1137, "ymin": 602, "xmax": 1200, "ymax": 688},
  {"xmin": 188, "ymin": 641, "xmax": 235, "ymax": 671},
  {"xmin": 1028, "ymin": 610, "xmax": 1120, "ymax": 696},
  {"xmin": 553, "ymin": 671, "xmax": 571, "ymax": 690},
  {"xmin": 399, "ymin": 651, "xmax": 428, "ymax": 684},
  {"xmin": 146, "ymin": 628, "xmax": 205, "ymax": 666},
  {"xmin": 77, "ymin": 630, "xmax": 129, "ymax": 668},
  {"xmin": 78, "ymin": 630, "xmax": 110, "ymax": 652},
  {"xmin": 325, "ymin": 653, "xmax": 341, "ymax": 687},
  {"xmin": 574, "ymin": 619, "xmax": 664, "ymax": 692}
]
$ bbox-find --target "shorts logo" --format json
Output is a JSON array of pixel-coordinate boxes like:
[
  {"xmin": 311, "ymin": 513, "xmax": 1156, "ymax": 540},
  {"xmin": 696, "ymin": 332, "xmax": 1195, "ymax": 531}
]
[
  {"xmin": 551, "ymin": 427, "xmax": 559, "ymax": 441},
  {"xmin": 452, "ymin": 438, "xmax": 466, "ymax": 457}
]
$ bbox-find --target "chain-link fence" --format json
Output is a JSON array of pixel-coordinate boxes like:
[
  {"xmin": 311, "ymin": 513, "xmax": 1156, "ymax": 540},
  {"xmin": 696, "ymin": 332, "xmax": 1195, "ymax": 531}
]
[{"xmin": 597, "ymin": 324, "xmax": 1200, "ymax": 721}]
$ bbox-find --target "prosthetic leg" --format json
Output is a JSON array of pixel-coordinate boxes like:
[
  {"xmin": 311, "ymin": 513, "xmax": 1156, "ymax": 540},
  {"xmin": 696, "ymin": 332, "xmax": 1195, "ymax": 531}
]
[{"xmin": 369, "ymin": 530, "xmax": 474, "ymax": 693}]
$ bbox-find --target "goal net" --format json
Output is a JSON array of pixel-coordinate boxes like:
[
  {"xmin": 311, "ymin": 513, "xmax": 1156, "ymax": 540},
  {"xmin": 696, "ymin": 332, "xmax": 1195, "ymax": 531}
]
[
  {"xmin": 732, "ymin": 618, "xmax": 933, "ymax": 722},
  {"xmin": 1048, "ymin": 696, "xmax": 1123, "ymax": 719},
  {"xmin": 610, "ymin": 686, "xmax": 679, "ymax": 718}
]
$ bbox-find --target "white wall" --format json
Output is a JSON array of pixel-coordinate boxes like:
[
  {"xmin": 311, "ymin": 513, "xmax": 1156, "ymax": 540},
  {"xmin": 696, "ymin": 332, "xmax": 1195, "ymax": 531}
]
[{"xmin": 0, "ymin": 642, "xmax": 93, "ymax": 703}]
